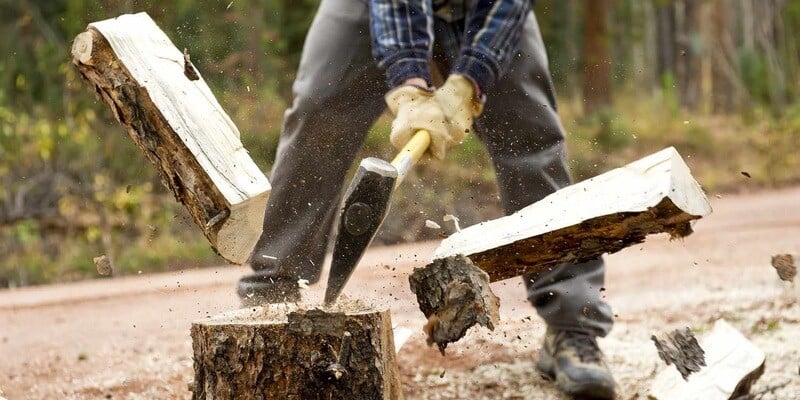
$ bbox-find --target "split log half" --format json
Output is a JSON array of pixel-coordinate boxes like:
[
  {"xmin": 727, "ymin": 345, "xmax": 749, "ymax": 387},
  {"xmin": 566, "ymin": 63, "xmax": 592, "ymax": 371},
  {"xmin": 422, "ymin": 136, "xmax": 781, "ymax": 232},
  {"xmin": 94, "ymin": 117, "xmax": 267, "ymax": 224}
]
[
  {"xmin": 191, "ymin": 302, "xmax": 403, "ymax": 400},
  {"xmin": 434, "ymin": 147, "xmax": 712, "ymax": 281},
  {"xmin": 71, "ymin": 12, "xmax": 270, "ymax": 264}
]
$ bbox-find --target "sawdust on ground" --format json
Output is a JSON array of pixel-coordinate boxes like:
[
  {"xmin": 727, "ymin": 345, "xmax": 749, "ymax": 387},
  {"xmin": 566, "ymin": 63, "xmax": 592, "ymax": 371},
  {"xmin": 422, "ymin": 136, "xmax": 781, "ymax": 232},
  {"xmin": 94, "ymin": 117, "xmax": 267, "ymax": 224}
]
[{"xmin": 1, "ymin": 187, "xmax": 799, "ymax": 399}]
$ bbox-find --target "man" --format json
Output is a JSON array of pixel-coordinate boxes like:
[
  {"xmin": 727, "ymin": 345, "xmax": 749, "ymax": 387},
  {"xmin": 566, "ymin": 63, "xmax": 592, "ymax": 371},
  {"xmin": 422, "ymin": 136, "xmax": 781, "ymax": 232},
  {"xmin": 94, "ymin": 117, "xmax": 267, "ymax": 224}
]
[{"xmin": 237, "ymin": 0, "xmax": 615, "ymax": 397}]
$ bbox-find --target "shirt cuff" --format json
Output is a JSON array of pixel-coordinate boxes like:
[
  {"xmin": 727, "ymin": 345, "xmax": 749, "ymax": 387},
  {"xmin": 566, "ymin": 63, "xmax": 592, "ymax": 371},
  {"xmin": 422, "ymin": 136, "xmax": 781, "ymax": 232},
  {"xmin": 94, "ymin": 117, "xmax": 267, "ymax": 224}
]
[
  {"xmin": 452, "ymin": 48, "xmax": 500, "ymax": 94},
  {"xmin": 382, "ymin": 50, "xmax": 432, "ymax": 88}
]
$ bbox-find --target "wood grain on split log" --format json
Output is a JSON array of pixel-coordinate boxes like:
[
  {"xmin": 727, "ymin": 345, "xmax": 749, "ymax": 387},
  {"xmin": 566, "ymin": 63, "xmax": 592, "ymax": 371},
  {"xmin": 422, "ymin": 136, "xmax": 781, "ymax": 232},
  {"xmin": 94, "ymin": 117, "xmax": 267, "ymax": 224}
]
[
  {"xmin": 191, "ymin": 302, "xmax": 403, "ymax": 400},
  {"xmin": 409, "ymin": 255, "xmax": 499, "ymax": 354},
  {"xmin": 434, "ymin": 147, "xmax": 712, "ymax": 281},
  {"xmin": 71, "ymin": 13, "xmax": 270, "ymax": 264}
]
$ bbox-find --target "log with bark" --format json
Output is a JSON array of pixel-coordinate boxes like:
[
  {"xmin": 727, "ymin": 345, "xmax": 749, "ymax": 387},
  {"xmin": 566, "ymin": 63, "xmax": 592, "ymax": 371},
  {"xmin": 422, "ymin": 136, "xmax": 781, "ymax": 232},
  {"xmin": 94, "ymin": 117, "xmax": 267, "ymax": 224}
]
[
  {"xmin": 411, "ymin": 147, "xmax": 712, "ymax": 349},
  {"xmin": 191, "ymin": 302, "xmax": 403, "ymax": 400},
  {"xmin": 71, "ymin": 12, "xmax": 270, "ymax": 264}
]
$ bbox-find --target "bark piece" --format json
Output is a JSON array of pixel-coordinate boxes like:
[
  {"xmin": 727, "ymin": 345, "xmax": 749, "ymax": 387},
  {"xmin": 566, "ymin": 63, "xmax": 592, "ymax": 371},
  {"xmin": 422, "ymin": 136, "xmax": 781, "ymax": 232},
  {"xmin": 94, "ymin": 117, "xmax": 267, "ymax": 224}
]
[
  {"xmin": 93, "ymin": 255, "xmax": 112, "ymax": 276},
  {"xmin": 649, "ymin": 319, "xmax": 765, "ymax": 400},
  {"xmin": 434, "ymin": 147, "xmax": 712, "ymax": 282},
  {"xmin": 651, "ymin": 327, "xmax": 706, "ymax": 380},
  {"xmin": 408, "ymin": 255, "xmax": 499, "ymax": 354},
  {"xmin": 71, "ymin": 12, "xmax": 270, "ymax": 264},
  {"xmin": 191, "ymin": 302, "xmax": 403, "ymax": 400},
  {"xmin": 771, "ymin": 254, "xmax": 796, "ymax": 283}
]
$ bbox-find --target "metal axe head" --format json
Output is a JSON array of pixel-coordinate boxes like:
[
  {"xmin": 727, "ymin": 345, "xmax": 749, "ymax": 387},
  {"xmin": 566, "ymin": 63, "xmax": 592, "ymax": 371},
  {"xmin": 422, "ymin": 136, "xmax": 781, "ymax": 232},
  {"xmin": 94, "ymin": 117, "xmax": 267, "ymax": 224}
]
[{"xmin": 324, "ymin": 157, "xmax": 397, "ymax": 305}]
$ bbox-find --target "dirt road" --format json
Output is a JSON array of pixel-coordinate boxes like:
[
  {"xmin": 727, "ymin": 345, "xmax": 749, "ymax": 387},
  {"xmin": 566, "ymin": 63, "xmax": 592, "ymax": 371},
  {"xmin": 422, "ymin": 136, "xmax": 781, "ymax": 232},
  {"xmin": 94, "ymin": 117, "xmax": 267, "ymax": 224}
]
[{"xmin": 2, "ymin": 187, "xmax": 799, "ymax": 399}]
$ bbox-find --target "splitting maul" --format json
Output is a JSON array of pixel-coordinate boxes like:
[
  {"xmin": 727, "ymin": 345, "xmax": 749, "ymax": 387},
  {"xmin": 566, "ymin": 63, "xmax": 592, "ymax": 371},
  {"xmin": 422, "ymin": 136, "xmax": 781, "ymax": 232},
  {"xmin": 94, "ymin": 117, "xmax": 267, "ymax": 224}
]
[{"xmin": 324, "ymin": 130, "xmax": 431, "ymax": 304}]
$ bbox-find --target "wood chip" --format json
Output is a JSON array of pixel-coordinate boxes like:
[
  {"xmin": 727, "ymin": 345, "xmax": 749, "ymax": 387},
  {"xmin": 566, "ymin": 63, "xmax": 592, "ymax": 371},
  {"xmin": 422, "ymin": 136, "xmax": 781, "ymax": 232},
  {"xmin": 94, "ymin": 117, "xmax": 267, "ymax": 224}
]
[
  {"xmin": 443, "ymin": 214, "xmax": 461, "ymax": 232},
  {"xmin": 771, "ymin": 254, "xmax": 796, "ymax": 282},
  {"xmin": 409, "ymin": 255, "xmax": 499, "ymax": 354},
  {"xmin": 183, "ymin": 48, "xmax": 199, "ymax": 81},
  {"xmin": 425, "ymin": 220, "xmax": 442, "ymax": 229},
  {"xmin": 651, "ymin": 327, "xmax": 706, "ymax": 380},
  {"xmin": 93, "ymin": 255, "xmax": 112, "ymax": 276}
]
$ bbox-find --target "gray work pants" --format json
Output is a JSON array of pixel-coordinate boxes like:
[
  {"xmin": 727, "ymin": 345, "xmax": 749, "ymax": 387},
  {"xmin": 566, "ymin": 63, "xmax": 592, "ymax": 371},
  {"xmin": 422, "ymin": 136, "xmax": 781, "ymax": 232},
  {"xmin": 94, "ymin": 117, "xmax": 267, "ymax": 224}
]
[{"xmin": 245, "ymin": 0, "xmax": 614, "ymax": 337}]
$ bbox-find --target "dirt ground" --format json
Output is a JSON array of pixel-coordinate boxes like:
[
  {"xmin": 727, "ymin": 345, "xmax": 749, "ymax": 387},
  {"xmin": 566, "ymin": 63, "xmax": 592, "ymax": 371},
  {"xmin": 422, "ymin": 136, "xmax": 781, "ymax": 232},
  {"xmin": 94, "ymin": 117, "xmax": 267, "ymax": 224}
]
[{"xmin": 1, "ymin": 187, "xmax": 799, "ymax": 400}]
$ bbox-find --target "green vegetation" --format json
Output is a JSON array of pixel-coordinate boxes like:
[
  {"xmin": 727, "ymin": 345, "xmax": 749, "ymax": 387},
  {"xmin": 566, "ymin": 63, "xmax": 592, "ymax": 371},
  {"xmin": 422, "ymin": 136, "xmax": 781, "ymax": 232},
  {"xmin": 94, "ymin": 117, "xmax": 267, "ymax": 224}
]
[{"xmin": 1, "ymin": 0, "xmax": 799, "ymax": 287}]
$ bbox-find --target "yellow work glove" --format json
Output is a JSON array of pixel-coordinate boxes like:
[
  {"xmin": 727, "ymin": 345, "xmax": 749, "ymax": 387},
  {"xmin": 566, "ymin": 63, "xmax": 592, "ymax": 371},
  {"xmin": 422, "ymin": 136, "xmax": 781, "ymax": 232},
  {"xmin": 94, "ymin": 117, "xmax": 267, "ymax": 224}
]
[
  {"xmin": 385, "ymin": 85, "xmax": 451, "ymax": 160},
  {"xmin": 433, "ymin": 74, "xmax": 484, "ymax": 144}
]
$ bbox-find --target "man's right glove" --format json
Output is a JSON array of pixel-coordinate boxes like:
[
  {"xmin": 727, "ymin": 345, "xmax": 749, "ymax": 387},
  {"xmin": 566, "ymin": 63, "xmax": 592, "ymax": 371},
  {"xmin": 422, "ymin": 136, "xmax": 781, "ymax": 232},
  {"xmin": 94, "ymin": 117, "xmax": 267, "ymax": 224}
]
[
  {"xmin": 385, "ymin": 85, "xmax": 451, "ymax": 160},
  {"xmin": 432, "ymin": 74, "xmax": 484, "ymax": 144}
]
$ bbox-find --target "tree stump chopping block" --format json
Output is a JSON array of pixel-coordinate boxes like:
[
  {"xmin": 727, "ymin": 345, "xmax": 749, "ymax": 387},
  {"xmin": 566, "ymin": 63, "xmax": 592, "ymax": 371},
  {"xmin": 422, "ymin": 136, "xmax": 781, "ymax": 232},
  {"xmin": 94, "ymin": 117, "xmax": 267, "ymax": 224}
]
[{"xmin": 191, "ymin": 302, "xmax": 403, "ymax": 400}]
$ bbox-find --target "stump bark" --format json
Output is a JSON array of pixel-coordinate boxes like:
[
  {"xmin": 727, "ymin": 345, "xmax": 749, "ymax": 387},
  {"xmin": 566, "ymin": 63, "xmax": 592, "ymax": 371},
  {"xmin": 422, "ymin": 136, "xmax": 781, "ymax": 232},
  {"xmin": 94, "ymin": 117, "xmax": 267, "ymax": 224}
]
[
  {"xmin": 71, "ymin": 13, "xmax": 270, "ymax": 264},
  {"xmin": 191, "ymin": 302, "xmax": 403, "ymax": 400}
]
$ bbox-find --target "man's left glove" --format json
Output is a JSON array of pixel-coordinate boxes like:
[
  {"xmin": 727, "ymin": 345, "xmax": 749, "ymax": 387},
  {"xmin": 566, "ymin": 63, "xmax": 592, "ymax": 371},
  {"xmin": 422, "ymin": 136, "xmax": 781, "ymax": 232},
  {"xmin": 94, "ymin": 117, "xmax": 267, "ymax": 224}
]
[
  {"xmin": 385, "ymin": 85, "xmax": 451, "ymax": 160},
  {"xmin": 433, "ymin": 74, "xmax": 484, "ymax": 143}
]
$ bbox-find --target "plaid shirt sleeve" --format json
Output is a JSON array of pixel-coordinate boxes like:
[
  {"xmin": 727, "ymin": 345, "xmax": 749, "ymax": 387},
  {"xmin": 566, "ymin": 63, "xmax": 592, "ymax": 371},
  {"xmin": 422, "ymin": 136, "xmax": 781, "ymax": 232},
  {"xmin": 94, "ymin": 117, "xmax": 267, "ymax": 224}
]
[
  {"xmin": 369, "ymin": 0, "xmax": 435, "ymax": 88},
  {"xmin": 370, "ymin": 0, "xmax": 531, "ymax": 91},
  {"xmin": 454, "ymin": 0, "xmax": 530, "ymax": 92}
]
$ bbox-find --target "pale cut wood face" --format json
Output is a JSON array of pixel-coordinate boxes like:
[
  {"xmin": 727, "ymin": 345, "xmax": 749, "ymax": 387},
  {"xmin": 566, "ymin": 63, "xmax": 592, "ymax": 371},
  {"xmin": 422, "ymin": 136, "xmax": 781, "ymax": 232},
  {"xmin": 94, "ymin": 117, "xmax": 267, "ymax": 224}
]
[{"xmin": 433, "ymin": 147, "xmax": 712, "ymax": 281}]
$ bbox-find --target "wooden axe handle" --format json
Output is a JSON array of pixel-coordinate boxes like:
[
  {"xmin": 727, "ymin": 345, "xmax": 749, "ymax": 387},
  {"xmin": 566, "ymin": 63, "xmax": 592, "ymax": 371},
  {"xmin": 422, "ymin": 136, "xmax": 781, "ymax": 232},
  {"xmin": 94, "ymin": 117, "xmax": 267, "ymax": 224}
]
[{"xmin": 390, "ymin": 130, "xmax": 431, "ymax": 186}]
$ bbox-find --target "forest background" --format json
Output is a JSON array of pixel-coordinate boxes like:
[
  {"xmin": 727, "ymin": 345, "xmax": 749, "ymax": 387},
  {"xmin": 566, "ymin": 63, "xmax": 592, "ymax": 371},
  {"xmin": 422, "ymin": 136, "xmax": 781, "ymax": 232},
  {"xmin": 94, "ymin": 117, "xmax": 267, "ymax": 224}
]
[{"xmin": 1, "ymin": 0, "xmax": 798, "ymax": 287}]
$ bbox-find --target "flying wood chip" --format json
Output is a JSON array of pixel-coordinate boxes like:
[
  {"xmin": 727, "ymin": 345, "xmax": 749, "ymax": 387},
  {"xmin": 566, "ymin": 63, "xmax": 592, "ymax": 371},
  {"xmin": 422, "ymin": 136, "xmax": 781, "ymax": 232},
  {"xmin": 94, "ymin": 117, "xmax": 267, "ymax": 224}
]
[
  {"xmin": 183, "ymin": 48, "xmax": 200, "ymax": 81},
  {"xmin": 93, "ymin": 255, "xmax": 112, "ymax": 276},
  {"xmin": 771, "ymin": 254, "xmax": 796, "ymax": 283},
  {"xmin": 651, "ymin": 327, "xmax": 706, "ymax": 380},
  {"xmin": 409, "ymin": 255, "xmax": 500, "ymax": 354}
]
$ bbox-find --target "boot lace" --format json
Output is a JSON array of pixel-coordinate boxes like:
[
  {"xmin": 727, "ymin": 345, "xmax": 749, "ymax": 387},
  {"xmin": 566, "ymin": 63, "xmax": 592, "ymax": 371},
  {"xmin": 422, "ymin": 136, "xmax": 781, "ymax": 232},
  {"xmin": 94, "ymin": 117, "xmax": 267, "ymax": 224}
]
[{"xmin": 558, "ymin": 331, "xmax": 602, "ymax": 363}]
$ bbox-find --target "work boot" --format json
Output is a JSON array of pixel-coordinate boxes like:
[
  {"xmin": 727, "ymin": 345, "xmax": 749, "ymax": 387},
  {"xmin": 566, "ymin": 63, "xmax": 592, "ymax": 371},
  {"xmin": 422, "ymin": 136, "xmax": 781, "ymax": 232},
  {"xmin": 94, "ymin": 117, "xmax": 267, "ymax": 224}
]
[
  {"xmin": 237, "ymin": 273, "xmax": 301, "ymax": 307},
  {"xmin": 536, "ymin": 328, "xmax": 616, "ymax": 399}
]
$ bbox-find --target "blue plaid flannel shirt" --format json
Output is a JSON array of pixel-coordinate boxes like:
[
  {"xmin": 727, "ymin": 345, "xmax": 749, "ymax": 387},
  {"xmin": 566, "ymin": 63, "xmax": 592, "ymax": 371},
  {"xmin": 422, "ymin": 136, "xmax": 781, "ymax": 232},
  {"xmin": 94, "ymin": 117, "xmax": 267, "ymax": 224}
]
[{"xmin": 369, "ymin": 0, "xmax": 532, "ymax": 92}]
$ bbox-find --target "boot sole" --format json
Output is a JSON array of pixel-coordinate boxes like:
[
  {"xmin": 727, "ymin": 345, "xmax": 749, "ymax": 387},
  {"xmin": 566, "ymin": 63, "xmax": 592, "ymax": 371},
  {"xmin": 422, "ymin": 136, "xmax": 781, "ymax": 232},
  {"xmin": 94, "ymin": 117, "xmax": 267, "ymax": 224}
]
[
  {"xmin": 536, "ymin": 351, "xmax": 615, "ymax": 399},
  {"xmin": 536, "ymin": 350, "xmax": 557, "ymax": 380}
]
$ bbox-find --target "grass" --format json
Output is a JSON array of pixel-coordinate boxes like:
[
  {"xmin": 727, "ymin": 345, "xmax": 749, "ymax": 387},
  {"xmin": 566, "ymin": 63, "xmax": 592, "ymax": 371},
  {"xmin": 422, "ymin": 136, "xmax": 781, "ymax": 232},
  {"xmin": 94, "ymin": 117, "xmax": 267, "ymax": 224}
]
[
  {"xmin": 3, "ymin": 93, "xmax": 800, "ymax": 287},
  {"xmin": 560, "ymin": 94, "xmax": 800, "ymax": 192},
  {"xmin": 1, "ymin": 209, "xmax": 221, "ymax": 287}
]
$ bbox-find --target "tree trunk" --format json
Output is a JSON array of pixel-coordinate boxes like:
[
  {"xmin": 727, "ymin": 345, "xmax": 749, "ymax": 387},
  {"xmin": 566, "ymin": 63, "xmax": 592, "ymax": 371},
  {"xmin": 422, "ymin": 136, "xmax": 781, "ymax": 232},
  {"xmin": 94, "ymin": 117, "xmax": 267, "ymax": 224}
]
[
  {"xmin": 677, "ymin": 0, "xmax": 702, "ymax": 109},
  {"xmin": 655, "ymin": 1, "xmax": 677, "ymax": 83},
  {"xmin": 191, "ymin": 303, "xmax": 403, "ymax": 400},
  {"xmin": 582, "ymin": 0, "xmax": 613, "ymax": 115},
  {"xmin": 565, "ymin": 0, "xmax": 579, "ymax": 96},
  {"xmin": 754, "ymin": 0, "xmax": 788, "ymax": 108},
  {"xmin": 71, "ymin": 13, "xmax": 271, "ymax": 264},
  {"xmin": 710, "ymin": 0, "xmax": 738, "ymax": 112}
]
